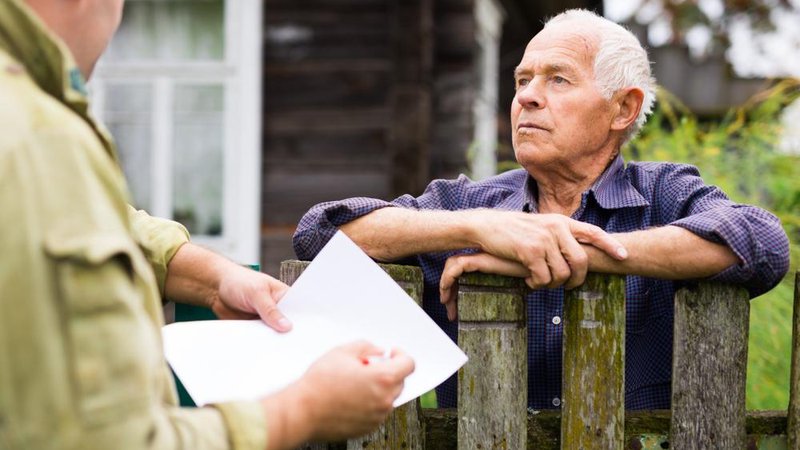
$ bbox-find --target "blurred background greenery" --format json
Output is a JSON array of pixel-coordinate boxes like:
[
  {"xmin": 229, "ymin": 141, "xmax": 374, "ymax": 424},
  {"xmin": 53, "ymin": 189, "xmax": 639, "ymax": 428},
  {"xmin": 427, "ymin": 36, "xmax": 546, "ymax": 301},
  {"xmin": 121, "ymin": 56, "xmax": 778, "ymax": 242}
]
[{"xmin": 624, "ymin": 79, "xmax": 800, "ymax": 410}]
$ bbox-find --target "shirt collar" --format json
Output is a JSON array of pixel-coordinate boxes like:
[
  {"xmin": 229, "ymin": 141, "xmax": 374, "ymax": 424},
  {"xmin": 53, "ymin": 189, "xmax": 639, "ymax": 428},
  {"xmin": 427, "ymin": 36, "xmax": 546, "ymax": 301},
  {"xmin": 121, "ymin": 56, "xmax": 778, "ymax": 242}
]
[
  {"xmin": 588, "ymin": 154, "xmax": 650, "ymax": 210},
  {"xmin": 514, "ymin": 154, "xmax": 649, "ymax": 213},
  {"xmin": 0, "ymin": 0, "xmax": 117, "ymax": 158}
]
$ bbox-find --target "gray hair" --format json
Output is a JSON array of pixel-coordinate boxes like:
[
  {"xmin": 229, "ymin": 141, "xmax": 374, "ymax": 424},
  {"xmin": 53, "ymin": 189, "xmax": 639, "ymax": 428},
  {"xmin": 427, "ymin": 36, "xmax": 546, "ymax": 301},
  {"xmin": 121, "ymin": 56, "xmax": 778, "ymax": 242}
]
[{"xmin": 545, "ymin": 9, "xmax": 657, "ymax": 144}]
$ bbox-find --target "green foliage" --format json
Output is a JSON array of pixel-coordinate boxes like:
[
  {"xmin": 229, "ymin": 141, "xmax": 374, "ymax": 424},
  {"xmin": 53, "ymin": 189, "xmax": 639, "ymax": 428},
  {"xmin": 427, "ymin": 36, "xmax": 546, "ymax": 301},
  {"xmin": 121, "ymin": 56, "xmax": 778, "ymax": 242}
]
[{"xmin": 623, "ymin": 79, "xmax": 800, "ymax": 410}]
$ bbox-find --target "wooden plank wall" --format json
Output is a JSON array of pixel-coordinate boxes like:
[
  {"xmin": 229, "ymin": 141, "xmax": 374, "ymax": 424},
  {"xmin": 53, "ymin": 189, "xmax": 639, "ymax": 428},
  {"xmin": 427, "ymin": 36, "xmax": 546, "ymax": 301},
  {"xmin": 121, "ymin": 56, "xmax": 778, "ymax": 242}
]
[
  {"xmin": 431, "ymin": 0, "xmax": 476, "ymax": 180},
  {"xmin": 261, "ymin": 0, "xmax": 396, "ymax": 273},
  {"xmin": 260, "ymin": 0, "xmax": 477, "ymax": 273}
]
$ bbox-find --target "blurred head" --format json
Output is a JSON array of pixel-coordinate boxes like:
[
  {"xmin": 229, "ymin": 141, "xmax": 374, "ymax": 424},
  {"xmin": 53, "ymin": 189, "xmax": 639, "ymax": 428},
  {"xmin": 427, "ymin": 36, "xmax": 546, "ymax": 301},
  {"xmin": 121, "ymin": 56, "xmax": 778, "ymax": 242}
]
[
  {"xmin": 511, "ymin": 9, "xmax": 655, "ymax": 179},
  {"xmin": 24, "ymin": 0, "xmax": 125, "ymax": 79}
]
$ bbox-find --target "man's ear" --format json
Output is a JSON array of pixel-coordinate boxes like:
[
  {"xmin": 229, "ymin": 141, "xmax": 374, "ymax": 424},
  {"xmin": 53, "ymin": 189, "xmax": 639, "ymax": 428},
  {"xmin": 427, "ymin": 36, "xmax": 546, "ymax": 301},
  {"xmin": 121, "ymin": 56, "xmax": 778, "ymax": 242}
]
[{"xmin": 610, "ymin": 87, "xmax": 644, "ymax": 132}]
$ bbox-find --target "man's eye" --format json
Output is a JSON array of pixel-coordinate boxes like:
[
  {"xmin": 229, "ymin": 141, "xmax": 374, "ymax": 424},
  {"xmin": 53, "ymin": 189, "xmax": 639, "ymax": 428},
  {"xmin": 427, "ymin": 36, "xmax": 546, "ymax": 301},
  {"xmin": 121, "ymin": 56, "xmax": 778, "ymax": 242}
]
[
  {"xmin": 552, "ymin": 76, "xmax": 567, "ymax": 84},
  {"xmin": 515, "ymin": 78, "xmax": 530, "ymax": 89}
]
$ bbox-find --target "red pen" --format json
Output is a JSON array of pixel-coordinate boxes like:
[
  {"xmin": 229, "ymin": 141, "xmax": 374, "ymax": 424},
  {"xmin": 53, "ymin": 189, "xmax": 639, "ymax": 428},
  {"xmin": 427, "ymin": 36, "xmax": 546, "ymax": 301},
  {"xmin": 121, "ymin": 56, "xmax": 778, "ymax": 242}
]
[{"xmin": 362, "ymin": 348, "xmax": 391, "ymax": 365}]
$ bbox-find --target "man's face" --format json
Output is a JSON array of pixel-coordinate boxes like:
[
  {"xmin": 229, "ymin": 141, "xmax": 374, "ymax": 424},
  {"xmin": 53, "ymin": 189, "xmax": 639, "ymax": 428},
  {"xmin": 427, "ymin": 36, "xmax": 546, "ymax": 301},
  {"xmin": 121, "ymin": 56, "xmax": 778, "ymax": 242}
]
[{"xmin": 511, "ymin": 22, "xmax": 617, "ymax": 176}]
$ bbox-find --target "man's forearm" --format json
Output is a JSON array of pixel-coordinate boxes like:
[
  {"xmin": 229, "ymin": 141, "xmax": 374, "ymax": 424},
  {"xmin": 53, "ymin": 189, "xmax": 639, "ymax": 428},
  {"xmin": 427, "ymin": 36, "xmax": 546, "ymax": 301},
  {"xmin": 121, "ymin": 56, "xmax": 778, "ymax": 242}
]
[
  {"xmin": 164, "ymin": 242, "xmax": 232, "ymax": 307},
  {"xmin": 340, "ymin": 207, "xmax": 479, "ymax": 261},
  {"xmin": 261, "ymin": 386, "xmax": 313, "ymax": 450},
  {"xmin": 586, "ymin": 225, "xmax": 739, "ymax": 279}
]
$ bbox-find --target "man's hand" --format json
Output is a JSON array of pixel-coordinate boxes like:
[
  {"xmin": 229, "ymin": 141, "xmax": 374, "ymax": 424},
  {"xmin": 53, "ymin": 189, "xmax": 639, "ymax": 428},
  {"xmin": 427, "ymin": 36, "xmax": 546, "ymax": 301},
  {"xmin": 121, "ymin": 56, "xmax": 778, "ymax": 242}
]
[
  {"xmin": 471, "ymin": 211, "xmax": 627, "ymax": 289},
  {"xmin": 440, "ymin": 253, "xmax": 529, "ymax": 321},
  {"xmin": 262, "ymin": 341, "xmax": 415, "ymax": 448},
  {"xmin": 213, "ymin": 267, "xmax": 291, "ymax": 331},
  {"xmin": 165, "ymin": 243, "xmax": 292, "ymax": 332}
]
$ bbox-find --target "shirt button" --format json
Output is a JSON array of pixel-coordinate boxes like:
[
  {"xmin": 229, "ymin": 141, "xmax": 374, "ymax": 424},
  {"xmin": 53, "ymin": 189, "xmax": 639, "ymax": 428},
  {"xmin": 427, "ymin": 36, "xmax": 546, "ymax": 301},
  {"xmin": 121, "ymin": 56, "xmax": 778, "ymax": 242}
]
[
  {"xmin": 552, "ymin": 397, "xmax": 561, "ymax": 407},
  {"xmin": 552, "ymin": 316, "xmax": 562, "ymax": 325}
]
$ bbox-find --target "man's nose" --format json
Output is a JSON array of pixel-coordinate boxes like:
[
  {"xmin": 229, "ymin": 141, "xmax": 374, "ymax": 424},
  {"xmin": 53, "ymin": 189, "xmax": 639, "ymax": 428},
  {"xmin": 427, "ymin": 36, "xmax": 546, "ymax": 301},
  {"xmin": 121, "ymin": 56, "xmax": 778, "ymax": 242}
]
[{"xmin": 515, "ymin": 80, "xmax": 544, "ymax": 109}]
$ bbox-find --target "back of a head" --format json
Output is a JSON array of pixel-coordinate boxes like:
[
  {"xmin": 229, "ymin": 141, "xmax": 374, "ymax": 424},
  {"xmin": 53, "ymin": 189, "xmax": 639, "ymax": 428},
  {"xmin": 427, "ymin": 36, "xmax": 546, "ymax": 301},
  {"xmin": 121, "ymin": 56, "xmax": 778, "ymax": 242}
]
[{"xmin": 545, "ymin": 9, "xmax": 656, "ymax": 143}]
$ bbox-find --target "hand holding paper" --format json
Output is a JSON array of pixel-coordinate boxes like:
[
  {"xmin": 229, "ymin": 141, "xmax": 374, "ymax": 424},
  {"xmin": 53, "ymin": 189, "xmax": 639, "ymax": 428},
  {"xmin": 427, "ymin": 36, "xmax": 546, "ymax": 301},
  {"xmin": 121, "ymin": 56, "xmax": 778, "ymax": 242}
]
[
  {"xmin": 277, "ymin": 341, "xmax": 415, "ymax": 442},
  {"xmin": 163, "ymin": 231, "xmax": 468, "ymax": 407}
]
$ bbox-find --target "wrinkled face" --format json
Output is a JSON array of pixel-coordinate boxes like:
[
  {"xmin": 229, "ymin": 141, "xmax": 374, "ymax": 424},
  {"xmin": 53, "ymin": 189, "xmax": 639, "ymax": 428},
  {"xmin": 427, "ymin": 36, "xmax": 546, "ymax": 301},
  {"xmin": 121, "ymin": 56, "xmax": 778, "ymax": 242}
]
[{"xmin": 511, "ymin": 21, "xmax": 617, "ymax": 176}]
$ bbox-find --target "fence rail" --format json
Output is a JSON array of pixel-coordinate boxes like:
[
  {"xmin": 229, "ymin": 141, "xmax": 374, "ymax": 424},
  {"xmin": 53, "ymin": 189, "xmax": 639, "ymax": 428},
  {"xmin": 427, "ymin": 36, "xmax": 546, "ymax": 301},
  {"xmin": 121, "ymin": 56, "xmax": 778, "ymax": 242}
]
[{"xmin": 280, "ymin": 261, "xmax": 799, "ymax": 450}]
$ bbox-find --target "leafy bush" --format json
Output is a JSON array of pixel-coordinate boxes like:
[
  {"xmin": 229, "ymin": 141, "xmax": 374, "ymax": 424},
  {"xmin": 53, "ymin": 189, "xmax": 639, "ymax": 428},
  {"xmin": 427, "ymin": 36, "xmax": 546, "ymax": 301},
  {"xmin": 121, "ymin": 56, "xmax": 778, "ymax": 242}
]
[{"xmin": 623, "ymin": 78, "xmax": 800, "ymax": 409}]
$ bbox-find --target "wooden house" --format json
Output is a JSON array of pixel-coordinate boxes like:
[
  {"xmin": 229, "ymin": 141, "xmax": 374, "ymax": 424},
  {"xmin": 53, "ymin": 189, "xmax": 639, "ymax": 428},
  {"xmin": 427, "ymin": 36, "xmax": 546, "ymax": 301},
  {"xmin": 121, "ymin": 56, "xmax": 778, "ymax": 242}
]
[{"xmin": 258, "ymin": 0, "xmax": 602, "ymax": 273}]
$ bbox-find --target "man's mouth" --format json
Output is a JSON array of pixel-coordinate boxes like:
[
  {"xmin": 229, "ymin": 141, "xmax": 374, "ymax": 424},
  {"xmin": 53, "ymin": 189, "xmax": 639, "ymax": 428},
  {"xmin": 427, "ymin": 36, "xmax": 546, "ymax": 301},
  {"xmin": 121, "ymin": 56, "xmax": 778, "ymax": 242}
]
[{"xmin": 517, "ymin": 122, "xmax": 549, "ymax": 132}]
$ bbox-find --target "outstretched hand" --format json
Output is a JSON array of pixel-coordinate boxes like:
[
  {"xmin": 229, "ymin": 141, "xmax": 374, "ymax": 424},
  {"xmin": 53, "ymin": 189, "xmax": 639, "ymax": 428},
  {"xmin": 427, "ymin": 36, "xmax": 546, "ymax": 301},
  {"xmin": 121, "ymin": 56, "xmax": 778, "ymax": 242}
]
[
  {"xmin": 263, "ymin": 341, "xmax": 415, "ymax": 446},
  {"xmin": 214, "ymin": 266, "xmax": 292, "ymax": 332},
  {"xmin": 300, "ymin": 341, "xmax": 415, "ymax": 440},
  {"xmin": 165, "ymin": 243, "xmax": 294, "ymax": 333}
]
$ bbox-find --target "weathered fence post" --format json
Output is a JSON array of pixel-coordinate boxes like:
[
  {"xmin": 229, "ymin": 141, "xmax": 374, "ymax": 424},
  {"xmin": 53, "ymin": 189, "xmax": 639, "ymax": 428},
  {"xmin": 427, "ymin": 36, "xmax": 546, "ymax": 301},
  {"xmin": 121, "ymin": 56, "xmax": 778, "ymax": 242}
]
[
  {"xmin": 789, "ymin": 271, "xmax": 800, "ymax": 450},
  {"xmin": 670, "ymin": 282, "xmax": 749, "ymax": 449},
  {"xmin": 457, "ymin": 273, "xmax": 526, "ymax": 450},
  {"xmin": 561, "ymin": 273, "xmax": 626, "ymax": 450},
  {"xmin": 280, "ymin": 260, "xmax": 426, "ymax": 450}
]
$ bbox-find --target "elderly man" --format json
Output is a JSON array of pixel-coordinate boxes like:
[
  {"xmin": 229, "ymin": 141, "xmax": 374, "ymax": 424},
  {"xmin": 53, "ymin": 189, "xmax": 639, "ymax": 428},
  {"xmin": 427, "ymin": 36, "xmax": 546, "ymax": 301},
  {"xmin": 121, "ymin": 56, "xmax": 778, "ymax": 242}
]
[
  {"xmin": 0, "ymin": 0, "xmax": 414, "ymax": 449},
  {"xmin": 294, "ymin": 9, "xmax": 790, "ymax": 410}
]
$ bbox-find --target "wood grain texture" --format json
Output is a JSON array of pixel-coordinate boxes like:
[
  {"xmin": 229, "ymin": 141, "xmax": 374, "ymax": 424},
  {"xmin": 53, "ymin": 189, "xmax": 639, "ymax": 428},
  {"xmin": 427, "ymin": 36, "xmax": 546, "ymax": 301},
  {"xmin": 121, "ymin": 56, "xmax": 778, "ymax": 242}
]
[
  {"xmin": 561, "ymin": 274, "xmax": 626, "ymax": 450},
  {"xmin": 457, "ymin": 272, "xmax": 527, "ymax": 450},
  {"xmin": 789, "ymin": 272, "xmax": 800, "ymax": 450},
  {"xmin": 670, "ymin": 282, "xmax": 749, "ymax": 449}
]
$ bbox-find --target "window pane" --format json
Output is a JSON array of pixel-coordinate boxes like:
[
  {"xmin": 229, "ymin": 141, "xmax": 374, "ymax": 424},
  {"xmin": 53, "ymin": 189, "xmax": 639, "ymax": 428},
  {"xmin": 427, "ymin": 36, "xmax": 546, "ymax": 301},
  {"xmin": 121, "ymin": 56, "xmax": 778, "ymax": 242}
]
[
  {"xmin": 172, "ymin": 85, "xmax": 225, "ymax": 236},
  {"xmin": 104, "ymin": 83, "xmax": 153, "ymax": 210},
  {"xmin": 106, "ymin": 0, "xmax": 225, "ymax": 61}
]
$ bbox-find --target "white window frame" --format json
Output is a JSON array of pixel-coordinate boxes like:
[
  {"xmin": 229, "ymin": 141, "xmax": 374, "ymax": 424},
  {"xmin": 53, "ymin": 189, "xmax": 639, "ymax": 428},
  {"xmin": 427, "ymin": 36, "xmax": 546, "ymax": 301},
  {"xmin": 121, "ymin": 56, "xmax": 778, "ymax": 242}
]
[
  {"xmin": 472, "ymin": 0, "xmax": 505, "ymax": 180},
  {"xmin": 90, "ymin": 0, "xmax": 263, "ymax": 265}
]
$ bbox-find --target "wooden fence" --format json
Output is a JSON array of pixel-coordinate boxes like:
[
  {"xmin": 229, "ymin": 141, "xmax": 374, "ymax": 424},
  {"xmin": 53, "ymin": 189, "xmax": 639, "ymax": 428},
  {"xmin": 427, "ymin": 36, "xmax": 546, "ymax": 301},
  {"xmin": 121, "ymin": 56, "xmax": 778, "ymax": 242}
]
[{"xmin": 281, "ymin": 261, "xmax": 800, "ymax": 450}]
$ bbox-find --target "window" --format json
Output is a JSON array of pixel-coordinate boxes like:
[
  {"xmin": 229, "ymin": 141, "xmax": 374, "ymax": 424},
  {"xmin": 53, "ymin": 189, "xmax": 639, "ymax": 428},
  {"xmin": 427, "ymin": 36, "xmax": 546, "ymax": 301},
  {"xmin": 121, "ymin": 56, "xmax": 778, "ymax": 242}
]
[{"xmin": 90, "ymin": 0, "xmax": 263, "ymax": 264}]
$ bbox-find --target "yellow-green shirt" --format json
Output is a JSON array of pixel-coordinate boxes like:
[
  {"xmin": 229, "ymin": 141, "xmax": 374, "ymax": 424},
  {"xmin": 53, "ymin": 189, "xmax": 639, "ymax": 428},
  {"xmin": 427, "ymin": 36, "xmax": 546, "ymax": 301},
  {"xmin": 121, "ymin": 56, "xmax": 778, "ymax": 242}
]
[{"xmin": 0, "ymin": 1, "xmax": 266, "ymax": 448}]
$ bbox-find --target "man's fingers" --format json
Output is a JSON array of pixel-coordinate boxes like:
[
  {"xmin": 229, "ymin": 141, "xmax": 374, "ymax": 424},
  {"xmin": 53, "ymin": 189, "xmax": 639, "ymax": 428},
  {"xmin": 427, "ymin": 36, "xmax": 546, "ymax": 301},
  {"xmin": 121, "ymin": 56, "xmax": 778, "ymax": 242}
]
[
  {"xmin": 526, "ymin": 257, "xmax": 551, "ymax": 289},
  {"xmin": 445, "ymin": 300, "xmax": 458, "ymax": 322},
  {"xmin": 571, "ymin": 221, "xmax": 628, "ymax": 260},
  {"xmin": 543, "ymin": 245, "xmax": 572, "ymax": 289},
  {"xmin": 553, "ymin": 224, "xmax": 589, "ymax": 288},
  {"xmin": 440, "ymin": 256, "xmax": 468, "ymax": 321},
  {"xmin": 254, "ymin": 297, "xmax": 292, "ymax": 332},
  {"xmin": 385, "ymin": 349, "xmax": 415, "ymax": 379},
  {"xmin": 441, "ymin": 254, "xmax": 532, "ymax": 315},
  {"xmin": 271, "ymin": 281, "xmax": 290, "ymax": 303}
]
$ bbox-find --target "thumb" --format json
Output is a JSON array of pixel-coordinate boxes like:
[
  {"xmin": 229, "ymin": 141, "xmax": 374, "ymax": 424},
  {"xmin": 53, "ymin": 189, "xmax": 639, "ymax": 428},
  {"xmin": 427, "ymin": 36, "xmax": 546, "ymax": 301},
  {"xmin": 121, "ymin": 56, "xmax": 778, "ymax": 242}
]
[
  {"xmin": 253, "ymin": 295, "xmax": 292, "ymax": 333},
  {"xmin": 271, "ymin": 282, "xmax": 289, "ymax": 303},
  {"xmin": 571, "ymin": 221, "xmax": 628, "ymax": 260}
]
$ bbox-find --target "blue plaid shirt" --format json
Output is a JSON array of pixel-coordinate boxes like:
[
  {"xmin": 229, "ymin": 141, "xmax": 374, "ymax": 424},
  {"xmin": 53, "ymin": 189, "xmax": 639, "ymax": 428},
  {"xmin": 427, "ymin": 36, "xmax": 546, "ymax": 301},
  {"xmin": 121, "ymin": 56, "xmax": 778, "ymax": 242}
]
[{"xmin": 293, "ymin": 156, "xmax": 789, "ymax": 410}]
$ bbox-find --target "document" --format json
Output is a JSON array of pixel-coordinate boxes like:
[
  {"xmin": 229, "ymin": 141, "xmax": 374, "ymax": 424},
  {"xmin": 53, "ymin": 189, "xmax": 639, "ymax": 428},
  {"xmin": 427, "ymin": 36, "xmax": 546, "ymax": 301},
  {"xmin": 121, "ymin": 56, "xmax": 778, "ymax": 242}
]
[{"xmin": 162, "ymin": 231, "xmax": 468, "ymax": 407}]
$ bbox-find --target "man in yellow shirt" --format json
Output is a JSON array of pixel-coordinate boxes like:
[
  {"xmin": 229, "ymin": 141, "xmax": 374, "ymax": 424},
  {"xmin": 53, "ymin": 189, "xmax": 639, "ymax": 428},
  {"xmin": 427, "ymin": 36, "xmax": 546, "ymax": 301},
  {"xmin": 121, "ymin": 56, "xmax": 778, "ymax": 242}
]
[{"xmin": 0, "ymin": 0, "xmax": 414, "ymax": 449}]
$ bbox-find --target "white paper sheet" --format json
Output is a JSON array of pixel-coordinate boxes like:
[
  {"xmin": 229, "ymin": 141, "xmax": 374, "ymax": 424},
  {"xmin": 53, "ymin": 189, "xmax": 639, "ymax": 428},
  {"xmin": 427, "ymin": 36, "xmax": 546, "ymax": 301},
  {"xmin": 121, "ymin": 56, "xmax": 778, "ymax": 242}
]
[{"xmin": 163, "ymin": 231, "xmax": 468, "ymax": 407}]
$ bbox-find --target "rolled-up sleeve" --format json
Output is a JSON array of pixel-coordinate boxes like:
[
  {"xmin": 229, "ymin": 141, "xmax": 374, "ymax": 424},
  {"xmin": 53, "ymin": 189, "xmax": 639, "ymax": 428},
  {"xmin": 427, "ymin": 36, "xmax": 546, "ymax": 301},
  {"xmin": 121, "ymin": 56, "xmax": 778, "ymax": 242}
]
[
  {"xmin": 141, "ymin": 402, "xmax": 267, "ymax": 450},
  {"xmin": 659, "ymin": 164, "xmax": 790, "ymax": 297},
  {"xmin": 213, "ymin": 401, "xmax": 269, "ymax": 450},
  {"xmin": 293, "ymin": 175, "xmax": 476, "ymax": 260},
  {"xmin": 293, "ymin": 197, "xmax": 395, "ymax": 260},
  {"xmin": 128, "ymin": 206, "xmax": 190, "ymax": 296}
]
